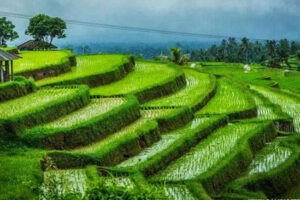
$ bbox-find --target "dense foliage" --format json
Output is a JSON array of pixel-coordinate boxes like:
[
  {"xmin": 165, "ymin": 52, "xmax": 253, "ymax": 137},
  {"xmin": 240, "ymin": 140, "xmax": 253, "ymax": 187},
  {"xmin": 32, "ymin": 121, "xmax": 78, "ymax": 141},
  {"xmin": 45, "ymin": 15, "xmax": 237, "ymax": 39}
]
[{"xmin": 0, "ymin": 17, "xmax": 18, "ymax": 47}]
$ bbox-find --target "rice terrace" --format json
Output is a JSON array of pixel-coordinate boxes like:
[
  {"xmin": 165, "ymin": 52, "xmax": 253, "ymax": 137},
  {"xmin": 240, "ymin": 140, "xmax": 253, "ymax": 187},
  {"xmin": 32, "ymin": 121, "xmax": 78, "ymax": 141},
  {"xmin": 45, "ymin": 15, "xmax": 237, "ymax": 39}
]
[{"xmin": 0, "ymin": 1, "xmax": 300, "ymax": 199}]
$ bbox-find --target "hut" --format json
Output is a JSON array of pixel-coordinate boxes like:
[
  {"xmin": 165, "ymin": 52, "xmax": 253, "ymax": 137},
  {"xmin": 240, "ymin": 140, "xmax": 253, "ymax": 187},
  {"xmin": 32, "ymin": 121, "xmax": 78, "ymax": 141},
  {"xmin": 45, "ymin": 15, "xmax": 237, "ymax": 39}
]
[
  {"xmin": 0, "ymin": 49, "xmax": 21, "ymax": 82},
  {"xmin": 18, "ymin": 40, "xmax": 57, "ymax": 51}
]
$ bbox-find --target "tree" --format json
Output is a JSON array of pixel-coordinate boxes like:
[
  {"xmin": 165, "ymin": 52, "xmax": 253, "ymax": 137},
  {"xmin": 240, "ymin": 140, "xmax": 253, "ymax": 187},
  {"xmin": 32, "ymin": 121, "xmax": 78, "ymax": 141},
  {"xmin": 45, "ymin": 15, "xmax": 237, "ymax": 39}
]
[
  {"xmin": 0, "ymin": 17, "xmax": 19, "ymax": 47},
  {"xmin": 25, "ymin": 14, "xmax": 66, "ymax": 44},
  {"xmin": 277, "ymin": 39, "xmax": 291, "ymax": 68},
  {"xmin": 291, "ymin": 41, "xmax": 299, "ymax": 55},
  {"xmin": 240, "ymin": 37, "xmax": 250, "ymax": 63},
  {"xmin": 169, "ymin": 47, "xmax": 189, "ymax": 66},
  {"xmin": 266, "ymin": 40, "xmax": 280, "ymax": 68}
]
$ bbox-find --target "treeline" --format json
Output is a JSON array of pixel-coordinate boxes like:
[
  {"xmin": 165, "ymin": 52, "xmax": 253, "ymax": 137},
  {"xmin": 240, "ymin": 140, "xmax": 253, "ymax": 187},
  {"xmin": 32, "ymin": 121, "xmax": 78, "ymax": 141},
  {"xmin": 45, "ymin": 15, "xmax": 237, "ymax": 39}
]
[{"xmin": 190, "ymin": 37, "xmax": 300, "ymax": 67}]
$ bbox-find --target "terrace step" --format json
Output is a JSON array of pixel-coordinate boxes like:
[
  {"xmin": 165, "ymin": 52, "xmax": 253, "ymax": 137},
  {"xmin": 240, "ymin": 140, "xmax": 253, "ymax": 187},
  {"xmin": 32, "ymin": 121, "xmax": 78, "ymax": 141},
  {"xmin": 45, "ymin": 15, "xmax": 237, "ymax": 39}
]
[
  {"xmin": 90, "ymin": 61, "xmax": 186, "ymax": 103},
  {"xmin": 150, "ymin": 121, "xmax": 277, "ymax": 194},
  {"xmin": 46, "ymin": 117, "xmax": 160, "ymax": 169},
  {"xmin": 251, "ymin": 85, "xmax": 300, "ymax": 132},
  {"xmin": 116, "ymin": 115, "xmax": 227, "ymax": 176},
  {"xmin": 21, "ymin": 96, "xmax": 140, "ymax": 149},
  {"xmin": 196, "ymin": 78, "xmax": 257, "ymax": 119},
  {"xmin": 225, "ymin": 137, "xmax": 300, "ymax": 198},
  {"xmin": 143, "ymin": 69, "xmax": 217, "ymax": 112},
  {"xmin": 14, "ymin": 50, "xmax": 75, "ymax": 81},
  {"xmin": 0, "ymin": 76, "xmax": 36, "ymax": 102},
  {"xmin": 141, "ymin": 107, "xmax": 194, "ymax": 133},
  {"xmin": 250, "ymin": 88, "xmax": 295, "ymax": 132},
  {"xmin": 0, "ymin": 86, "xmax": 89, "ymax": 139},
  {"xmin": 37, "ymin": 54, "xmax": 134, "ymax": 87}
]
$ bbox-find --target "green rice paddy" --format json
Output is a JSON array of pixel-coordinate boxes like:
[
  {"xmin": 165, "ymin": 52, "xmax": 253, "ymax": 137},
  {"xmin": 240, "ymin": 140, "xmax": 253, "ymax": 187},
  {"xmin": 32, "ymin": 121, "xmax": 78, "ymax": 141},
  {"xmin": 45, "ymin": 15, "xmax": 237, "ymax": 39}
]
[
  {"xmin": 90, "ymin": 61, "xmax": 179, "ymax": 95},
  {"xmin": 14, "ymin": 51, "xmax": 71, "ymax": 74},
  {"xmin": 37, "ymin": 54, "xmax": 128, "ymax": 86},
  {"xmin": 152, "ymin": 123, "xmax": 259, "ymax": 181},
  {"xmin": 144, "ymin": 69, "xmax": 214, "ymax": 107},
  {"xmin": 0, "ymin": 88, "xmax": 79, "ymax": 118}
]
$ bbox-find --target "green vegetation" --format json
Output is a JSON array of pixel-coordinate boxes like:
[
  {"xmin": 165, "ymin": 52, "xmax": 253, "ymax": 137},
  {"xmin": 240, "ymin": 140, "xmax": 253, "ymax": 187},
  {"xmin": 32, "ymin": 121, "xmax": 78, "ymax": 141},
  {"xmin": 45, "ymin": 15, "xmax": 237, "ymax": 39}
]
[
  {"xmin": 37, "ymin": 54, "xmax": 133, "ymax": 87},
  {"xmin": 0, "ymin": 17, "xmax": 18, "ymax": 46},
  {"xmin": 14, "ymin": 50, "xmax": 73, "ymax": 74},
  {"xmin": 90, "ymin": 61, "xmax": 186, "ymax": 103},
  {"xmin": 22, "ymin": 96, "xmax": 140, "ymax": 149},
  {"xmin": 0, "ymin": 76, "xmax": 36, "ymax": 102},
  {"xmin": 196, "ymin": 78, "xmax": 256, "ymax": 119},
  {"xmin": 251, "ymin": 85, "xmax": 300, "ymax": 132},
  {"xmin": 144, "ymin": 70, "xmax": 216, "ymax": 110},
  {"xmin": 0, "ymin": 86, "xmax": 89, "ymax": 138}
]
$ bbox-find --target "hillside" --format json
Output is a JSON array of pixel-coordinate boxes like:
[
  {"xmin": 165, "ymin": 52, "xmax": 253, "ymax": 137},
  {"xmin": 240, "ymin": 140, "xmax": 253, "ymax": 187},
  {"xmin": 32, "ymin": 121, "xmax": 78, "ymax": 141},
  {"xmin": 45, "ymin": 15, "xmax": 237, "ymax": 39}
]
[{"xmin": 0, "ymin": 51, "xmax": 300, "ymax": 200}]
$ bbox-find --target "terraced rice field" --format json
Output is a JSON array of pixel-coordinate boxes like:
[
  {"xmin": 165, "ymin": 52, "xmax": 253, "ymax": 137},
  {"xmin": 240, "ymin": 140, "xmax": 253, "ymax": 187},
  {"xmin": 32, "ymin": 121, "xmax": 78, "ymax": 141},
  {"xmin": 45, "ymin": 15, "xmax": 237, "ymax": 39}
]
[
  {"xmin": 247, "ymin": 142, "xmax": 292, "ymax": 175},
  {"xmin": 0, "ymin": 88, "xmax": 79, "ymax": 118},
  {"xmin": 118, "ymin": 117, "xmax": 213, "ymax": 168},
  {"xmin": 252, "ymin": 94, "xmax": 282, "ymax": 120},
  {"xmin": 44, "ymin": 98, "xmax": 125, "ymax": 128},
  {"xmin": 37, "ymin": 54, "xmax": 128, "ymax": 86},
  {"xmin": 14, "ymin": 51, "xmax": 71, "ymax": 74},
  {"xmin": 71, "ymin": 118, "xmax": 153, "ymax": 154},
  {"xmin": 144, "ymin": 70, "xmax": 214, "ymax": 107},
  {"xmin": 152, "ymin": 123, "xmax": 259, "ymax": 182},
  {"xmin": 90, "ymin": 61, "xmax": 179, "ymax": 95},
  {"xmin": 197, "ymin": 78, "xmax": 255, "ymax": 116},
  {"xmin": 251, "ymin": 85, "xmax": 300, "ymax": 132},
  {"xmin": 141, "ymin": 109, "xmax": 179, "ymax": 119}
]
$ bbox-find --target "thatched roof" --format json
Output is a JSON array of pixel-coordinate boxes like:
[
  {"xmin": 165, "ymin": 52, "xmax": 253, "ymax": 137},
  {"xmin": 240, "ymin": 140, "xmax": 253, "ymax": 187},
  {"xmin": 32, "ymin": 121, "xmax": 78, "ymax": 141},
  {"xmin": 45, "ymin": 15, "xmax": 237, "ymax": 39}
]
[
  {"xmin": 0, "ymin": 49, "xmax": 21, "ymax": 61},
  {"xmin": 18, "ymin": 40, "xmax": 57, "ymax": 50}
]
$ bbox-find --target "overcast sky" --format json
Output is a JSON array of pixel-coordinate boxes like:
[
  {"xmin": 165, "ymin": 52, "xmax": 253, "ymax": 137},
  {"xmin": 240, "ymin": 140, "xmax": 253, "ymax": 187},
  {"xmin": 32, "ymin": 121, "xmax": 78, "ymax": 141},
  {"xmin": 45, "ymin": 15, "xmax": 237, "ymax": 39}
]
[{"xmin": 1, "ymin": 0, "xmax": 300, "ymax": 45}]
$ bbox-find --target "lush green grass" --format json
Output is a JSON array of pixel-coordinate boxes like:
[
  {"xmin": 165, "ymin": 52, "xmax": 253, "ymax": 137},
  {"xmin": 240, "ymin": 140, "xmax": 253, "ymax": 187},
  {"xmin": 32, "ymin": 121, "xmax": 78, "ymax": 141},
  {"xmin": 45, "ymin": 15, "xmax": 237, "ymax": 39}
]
[
  {"xmin": 37, "ymin": 54, "xmax": 128, "ymax": 86},
  {"xmin": 90, "ymin": 61, "xmax": 180, "ymax": 96},
  {"xmin": 0, "ymin": 143, "xmax": 45, "ymax": 200},
  {"xmin": 144, "ymin": 69, "xmax": 215, "ymax": 108},
  {"xmin": 152, "ymin": 123, "xmax": 260, "ymax": 182},
  {"xmin": 196, "ymin": 78, "xmax": 256, "ymax": 118},
  {"xmin": 198, "ymin": 63, "xmax": 300, "ymax": 93},
  {"xmin": 14, "ymin": 51, "xmax": 72, "ymax": 74},
  {"xmin": 247, "ymin": 141, "xmax": 292, "ymax": 175},
  {"xmin": 0, "ymin": 88, "xmax": 80, "ymax": 119},
  {"xmin": 0, "ymin": 46, "xmax": 17, "ymax": 51},
  {"xmin": 251, "ymin": 85, "xmax": 300, "ymax": 132},
  {"xmin": 152, "ymin": 184, "xmax": 196, "ymax": 200}
]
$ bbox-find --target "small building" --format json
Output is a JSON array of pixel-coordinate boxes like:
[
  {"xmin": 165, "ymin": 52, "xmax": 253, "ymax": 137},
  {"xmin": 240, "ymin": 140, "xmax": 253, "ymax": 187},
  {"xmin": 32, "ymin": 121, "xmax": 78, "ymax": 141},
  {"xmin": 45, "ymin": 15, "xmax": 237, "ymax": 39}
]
[
  {"xmin": 18, "ymin": 40, "xmax": 57, "ymax": 51},
  {"xmin": 0, "ymin": 49, "xmax": 21, "ymax": 82}
]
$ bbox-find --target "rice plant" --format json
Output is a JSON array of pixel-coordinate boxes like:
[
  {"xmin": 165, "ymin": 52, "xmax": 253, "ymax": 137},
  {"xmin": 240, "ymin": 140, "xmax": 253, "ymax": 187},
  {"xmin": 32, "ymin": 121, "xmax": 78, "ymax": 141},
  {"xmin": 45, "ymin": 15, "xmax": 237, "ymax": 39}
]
[
  {"xmin": 153, "ymin": 123, "xmax": 259, "ymax": 181},
  {"xmin": 45, "ymin": 98, "xmax": 125, "ymax": 128},
  {"xmin": 144, "ymin": 70, "xmax": 213, "ymax": 107},
  {"xmin": 247, "ymin": 142, "xmax": 292, "ymax": 175},
  {"xmin": 251, "ymin": 85, "xmax": 300, "ymax": 132},
  {"xmin": 197, "ymin": 78, "xmax": 254, "ymax": 115},
  {"xmin": 14, "ymin": 51, "xmax": 71, "ymax": 74},
  {"xmin": 0, "ymin": 88, "xmax": 78, "ymax": 118},
  {"xmin": 151, "ymin": 184, "xmax": 196, "ymax": 200},
  {"xmin": 42, "ymin": 169, "xmax": 87, "ymax": 199},
  {"xmin": 252, "ymin": 95, "xmax": 282, "ymax": 120},
  {"xmin": 118, "ymin": 117, "xmax": 213, "ymax": 168},
  {"xmin": 141, "ymin": 109, "xmax": 179, "ymax": 119},
  {"xmin": 37, "ymin": 54, "xmax": 127, "ymax": 86},
  {"xmin": 71, "ymin": 118, "xmax": 150, "ymax": 154},
  {"xmin": 90, "ymin": 61, "xmax": 179, "ymax": 96}
]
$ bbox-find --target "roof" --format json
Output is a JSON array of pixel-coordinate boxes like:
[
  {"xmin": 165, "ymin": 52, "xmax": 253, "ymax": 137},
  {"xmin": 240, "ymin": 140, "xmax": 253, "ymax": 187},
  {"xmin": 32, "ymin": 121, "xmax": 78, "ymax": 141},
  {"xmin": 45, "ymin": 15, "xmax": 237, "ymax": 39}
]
[
  {"xmin": 18, "ymin": 40, "xmax": 57, "ymax": 50},
  {"xmin": 0, "ymin": 49, "xmax": 21, "ymax": 61}
]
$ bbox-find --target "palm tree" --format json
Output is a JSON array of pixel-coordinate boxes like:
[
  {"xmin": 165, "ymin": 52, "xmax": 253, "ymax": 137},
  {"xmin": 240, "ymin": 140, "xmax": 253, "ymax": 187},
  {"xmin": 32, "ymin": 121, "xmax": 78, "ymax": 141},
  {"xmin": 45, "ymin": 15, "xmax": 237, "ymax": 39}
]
[{"xmin": 240, "ymin": 37, "xmax": 250, "ymax": 63}]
